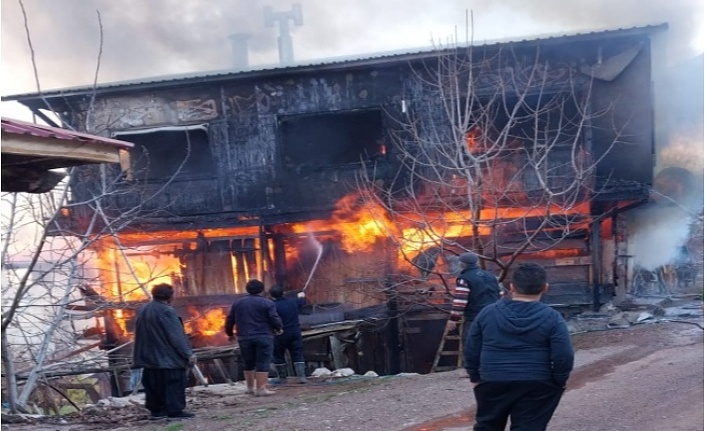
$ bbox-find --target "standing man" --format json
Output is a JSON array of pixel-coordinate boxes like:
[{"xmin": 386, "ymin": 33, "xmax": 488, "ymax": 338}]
[
  {"xmin": 133, "ymin": 283, "xmax": 196, "ymax": 420},
  {"xmin": 225, "ymin": 279, "xmax": 283, "ymax": 396},
  {"xmin": 269, "ymin": 285, "xmax": 307, "ymax": 384},
  {"xmin": 464, "ymin": 263, "xmax": 574, "ymax": 431},
  {"xmin": 446, "ymin": 252, "xmax": 501, "ymax": 343}
]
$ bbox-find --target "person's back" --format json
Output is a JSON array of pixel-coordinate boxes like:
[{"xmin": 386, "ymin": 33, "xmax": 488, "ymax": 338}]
[
  {"xmin": 447, "ymin": 252, "xmax": 501, "ymax": 340},
  {"xmin": 224, "ymin": 280, "xmax": 282, "ymax": 396},
  {"xmin": 467, "ymin": 298, "xmax": 573, "ymax": 385},
  {"xmin": 228, "ymin": 294, "xmax": 281, "ymax": 340},
  {"xmin": 269, "ymin": 285, "xmax": 307, "ymax": 384},
  {"xmin": 273, "ymin": 295, "xmax": 304, "ymax": 332},
  {"xmin": 459, "ymin": 265, "xmax": 502, "ymax": 322},
  {"xmin": 464, "ymin": 263, "xmax": 574, "ymax": 431},
  {"xmin": 133, "ymin": 283, "xmax": 196, "ymax": 420},
  {"xmin": 133, "ymin": 300, "xmax": 193, "ymax": 369}
]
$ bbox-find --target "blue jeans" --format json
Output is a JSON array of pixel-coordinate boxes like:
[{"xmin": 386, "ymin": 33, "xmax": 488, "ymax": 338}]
[{"xmin": 238, "ymin": 337, "xmax": 274, "ymax": 372}]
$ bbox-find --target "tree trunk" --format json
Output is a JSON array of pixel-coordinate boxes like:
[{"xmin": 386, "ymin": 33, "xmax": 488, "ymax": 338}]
[{"xmin": 1, "ymin": 331, "xmax": 21, "ymax": 413}]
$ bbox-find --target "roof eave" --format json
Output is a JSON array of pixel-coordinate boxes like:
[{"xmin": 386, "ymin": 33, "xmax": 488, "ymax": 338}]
[{"xmin": 2, "ymin": 23, "xmax": 668, "ymax": 105}]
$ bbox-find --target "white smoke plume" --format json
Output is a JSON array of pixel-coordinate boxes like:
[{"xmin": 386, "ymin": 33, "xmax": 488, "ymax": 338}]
[{"xmin": 627, "ymin": 205, "xmax": 692, "ymax": 271}]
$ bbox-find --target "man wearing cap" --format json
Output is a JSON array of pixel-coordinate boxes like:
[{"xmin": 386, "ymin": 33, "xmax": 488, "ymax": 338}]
[{"xmin": 446, "ymin": 252, "xmax": 501, "ymax": 343}]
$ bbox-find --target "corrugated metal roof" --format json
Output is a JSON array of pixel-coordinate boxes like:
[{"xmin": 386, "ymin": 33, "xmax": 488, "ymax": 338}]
[
  {"xmin": 1, "ymin": 117, "xmax": 133, "ymax": 149},
  {"xmin": 2, "ymin": 24, "xmax": 667, "ymax": 102}
]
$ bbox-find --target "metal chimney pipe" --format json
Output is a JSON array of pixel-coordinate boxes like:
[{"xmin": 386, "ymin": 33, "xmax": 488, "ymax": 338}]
[
  {"xmin": 229, "ymin": 33, "xmax": 250, "ymax": 70},
  {"xmin": 264, "ymin": 3, "xmax": 303, "ymax": 65}
]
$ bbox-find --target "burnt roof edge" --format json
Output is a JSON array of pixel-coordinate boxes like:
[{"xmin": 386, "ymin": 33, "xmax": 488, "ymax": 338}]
[{"xmin": 3, "ymin": 24, "xmax": 668, "ymax": 106}]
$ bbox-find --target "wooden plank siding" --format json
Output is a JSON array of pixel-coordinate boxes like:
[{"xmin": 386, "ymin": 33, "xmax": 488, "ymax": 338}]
[{"xmin": 15, "ymin": 29, "xmax": 658, "ymax": 313}]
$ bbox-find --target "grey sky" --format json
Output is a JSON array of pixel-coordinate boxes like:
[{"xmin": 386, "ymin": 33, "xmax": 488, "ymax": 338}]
[{"xmin": 1, "ymin": 0, "xmax": 703, "ymax": 97}]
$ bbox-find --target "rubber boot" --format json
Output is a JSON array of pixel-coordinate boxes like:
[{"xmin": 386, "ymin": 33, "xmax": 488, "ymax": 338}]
[
  {"xmin": 244, "ymin": 370, "xmax": 255, "ymax": 394},
  {"xmin": 255, "ymin": 372, "xmax": 275, "ymax": 396},
  {"xmin": 294, "ymin": 362, "xmax": 307, "ymax": 384},
  {"xmin": 274, "ymin": 364, "xmax": 289, "ymax": 385}
]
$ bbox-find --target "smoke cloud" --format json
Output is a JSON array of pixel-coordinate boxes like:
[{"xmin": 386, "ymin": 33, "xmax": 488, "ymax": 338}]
[
  {"xmin": 627, "ymin": 205, "xmax": 692, "ymax": 271},
  {"xmin": 1, "ymin": 0, "xmax": 703, "ymax": 95}
]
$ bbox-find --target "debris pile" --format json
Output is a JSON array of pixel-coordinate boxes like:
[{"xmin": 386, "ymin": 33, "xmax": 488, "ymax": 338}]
[{"xmin": 567, "ymin": 296, "xmax": 703, "ymax": 333}]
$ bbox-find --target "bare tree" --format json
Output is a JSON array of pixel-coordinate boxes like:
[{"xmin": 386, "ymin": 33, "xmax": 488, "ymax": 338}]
[
  {"xmin": 1, "ymin": 3, "xmax": 197, "ymax": 413},
  {"xmin": 356, "ymin": 35, "xmax": 622, "ymax": 289},
  {"xmin": 0, "ymin": 154, "xmax": 200, "ymax": 413}
]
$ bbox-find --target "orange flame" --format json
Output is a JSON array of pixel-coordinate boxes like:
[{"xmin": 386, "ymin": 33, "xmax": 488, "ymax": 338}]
[
  {"xmin": 530, "ymin": 248, "xmax": 585, "ymax": 259},
  {"xmin": 291, "ymin": 193, "xmax": 396, "ymax": 253},
  {"xmin": 466, "ymin": 128, "xmax": 479, "ymax": 152},
  {"xmin": 92, "ymin": 185, "xmax": 594, "ymax": 341},
  {"xmin": 184, "ymin": 306, "xmax": 227, "ymax": 336}
]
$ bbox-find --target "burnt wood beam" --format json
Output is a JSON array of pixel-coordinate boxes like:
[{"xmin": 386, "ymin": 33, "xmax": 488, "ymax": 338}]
[
  {"xmin": 590, "ymin": 221, "xmax": 602, "ymax": 311},
  {"xmin": 29, "ymin": 109, "xmax": 60, "ymax": 128}
]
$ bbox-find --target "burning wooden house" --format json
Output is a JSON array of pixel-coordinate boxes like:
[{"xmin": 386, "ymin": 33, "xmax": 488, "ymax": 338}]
[{"xmin": 5, "ymin": 24, "xmax": 681, "ymax": 386}]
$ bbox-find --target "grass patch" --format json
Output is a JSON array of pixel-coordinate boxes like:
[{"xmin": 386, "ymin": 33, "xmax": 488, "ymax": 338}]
[{"xmin": 165, "ymin": 423, "xmax": 184, "ymax": 431}]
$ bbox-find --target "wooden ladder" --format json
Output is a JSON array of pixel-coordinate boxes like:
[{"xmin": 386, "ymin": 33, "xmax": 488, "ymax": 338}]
[{"xmin": 431, "ymin": 319, "xmax": 464, "ymax": 373}]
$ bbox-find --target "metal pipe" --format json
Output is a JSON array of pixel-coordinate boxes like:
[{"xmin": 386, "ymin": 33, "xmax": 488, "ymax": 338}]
[{"xmin": 302, "ymin": 235, "xmax": 323, "ymax": 292}]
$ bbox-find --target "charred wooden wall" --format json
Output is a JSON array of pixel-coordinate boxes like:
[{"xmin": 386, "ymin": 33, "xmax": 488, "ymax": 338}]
[
  {"xmin": 54, "ymin": 31, "xmax": 656, "ymax": 231},
  {"xmin": 66, "ymin": 66, "xmax": 406, "ymax": 230}
]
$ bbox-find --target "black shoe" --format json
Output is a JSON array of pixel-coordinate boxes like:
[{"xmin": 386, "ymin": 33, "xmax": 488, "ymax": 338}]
[
  {"xmin": 167, "ymin": 411, "xmax": 195, "ymax": 420},
  {"xmin": 149, "ymin": 413, "xmax": 167, "ymax": 421}
]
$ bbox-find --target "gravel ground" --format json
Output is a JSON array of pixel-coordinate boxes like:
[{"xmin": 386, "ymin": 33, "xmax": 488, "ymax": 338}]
[{"xmin": 2, "ymin": 310, "xmax": 703, "ymax": 431}]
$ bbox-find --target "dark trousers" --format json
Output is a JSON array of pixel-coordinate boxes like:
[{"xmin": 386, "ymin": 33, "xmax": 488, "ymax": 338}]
[
  {"xmin": 273, "ymin": 330, "xmax": 304, "ymax": 364},
  {"xmin": 239, "ymin": 337, "xmax": 274, "ymax": 372},
  {"xmin": 141, "ymin": 368, "xmax": 187, "ymax": 416},
  {"xmin": 473, "ymin": 381, "xmax": 565, "ymax": 431}
]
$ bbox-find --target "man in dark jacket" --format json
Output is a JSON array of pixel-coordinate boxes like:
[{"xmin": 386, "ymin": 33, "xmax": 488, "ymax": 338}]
[
  {"xmin": 269, "ymin": 284, "xmax": 307, "ymax": 384},
  {"xmin": 464, "ymin": 263, "xmax": 574, "ymax": 431},
  {"xmin": 133, "ymin": 283, "xmax": 196, "ymax": 420},
  {"xmin": 446, "ymin": 252, "xmax": 501, "ymax": 343},
  {"xmin": 225, "ymin": 279, "xmax": 283, "ymax": 396}
]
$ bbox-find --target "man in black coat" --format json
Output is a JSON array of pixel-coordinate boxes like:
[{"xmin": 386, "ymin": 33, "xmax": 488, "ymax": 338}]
[
  {"xmin": 133, "ymin": 283, "xmax": 196, "ymax": 420},
  {"xmin": 225, "ymin": 279, "xmax": 283, "ymax": 396},
  {"xmin": 446, "ymin": 252, "xmax": 501, "ymax": 343}
]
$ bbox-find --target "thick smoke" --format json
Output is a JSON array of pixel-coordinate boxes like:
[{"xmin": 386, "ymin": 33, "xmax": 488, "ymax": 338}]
[
  {"xmin": 1, "ymin": 0, "xmax": 702, "ymax": 95},
  {"xmin": 627, "ymin": 206, "xmax": 692, "ymax": 271}
]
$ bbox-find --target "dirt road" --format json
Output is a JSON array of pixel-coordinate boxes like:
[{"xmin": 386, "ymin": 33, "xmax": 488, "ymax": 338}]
[
  {"xmin": 2, "ymin": 317, "xmax": 703, "ymax": 431},
  {"xmin": 412, "ymin": 320, "xmax": 704, "ymax": 431}
]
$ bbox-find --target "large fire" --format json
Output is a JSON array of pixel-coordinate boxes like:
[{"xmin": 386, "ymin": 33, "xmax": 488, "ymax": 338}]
[
  {"xmin": 91, "ymin": 187, "xmax": 592, "ymax": 343},
  {"xmin": 92, "ymin": 190, "xmax": 592, "ymax": 304}
]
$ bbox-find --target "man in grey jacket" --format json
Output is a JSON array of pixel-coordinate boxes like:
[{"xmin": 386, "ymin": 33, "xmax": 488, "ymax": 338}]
[{"xmin": 133, "ymin": 283, "xmax": 196, "ymax": 420}]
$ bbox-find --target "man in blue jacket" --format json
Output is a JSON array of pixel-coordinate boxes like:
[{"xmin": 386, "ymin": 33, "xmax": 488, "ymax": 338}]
[
  {"xmin": 269, "ymin": 284, "xmax": 307, "ymax": 384},
  {"xmin": 446, "ymin": 252, "xmax": 502, "ymax": 344},
  {"xmin": 464, "ymin": 263, "xmax": 574, "ymax": 431},
  {"xmin": 225, "ymin": 279, "xmax": 283, "ymax": 396},
  {"xmin": 133, "ymin": 283, "xmax": 196, "ymax": 420}
]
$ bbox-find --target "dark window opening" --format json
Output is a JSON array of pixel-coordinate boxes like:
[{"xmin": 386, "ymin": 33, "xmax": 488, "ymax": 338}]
[
  {"xmin": 116, "ymin": 127, "xmax": 214, "ymax": 181},
  {"xmin": 466, "ymin": 93, "xmax": 583, "ymax": 153},
  {"xmin": 279, "ymin": 110, "xmax": 385, "ymax": 170}
]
